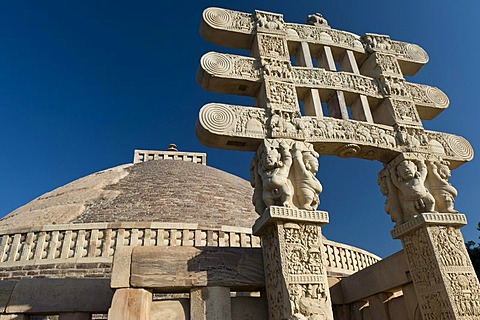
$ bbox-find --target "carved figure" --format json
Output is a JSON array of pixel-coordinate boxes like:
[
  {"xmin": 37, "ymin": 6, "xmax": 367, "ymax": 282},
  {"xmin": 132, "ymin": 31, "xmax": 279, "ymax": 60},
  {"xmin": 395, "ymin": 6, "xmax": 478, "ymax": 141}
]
[
  {"xmin": 251, "ymin": 140, "xmax": 294, "ymax": 214},
  {"xmin": 292, "ymin": 142, "xmax": 322, "ymax": 210},
  {"xmin": 378, "ymin": 169, "xmax": 404, "ymax": 225},
  {"xmin": 389, "ymin": 159, "xmax": 436, "ymax": 220},
  {"xmin": 426, "ymin": 160, "xmax": 458, "ymax": 213},
  {"xmin": 364, "ymin": 34, "xmax": 391, "ymax": 53},
  {"xmin": 306, "ymin": 13, "xmax": 329, "ymax": 27}
]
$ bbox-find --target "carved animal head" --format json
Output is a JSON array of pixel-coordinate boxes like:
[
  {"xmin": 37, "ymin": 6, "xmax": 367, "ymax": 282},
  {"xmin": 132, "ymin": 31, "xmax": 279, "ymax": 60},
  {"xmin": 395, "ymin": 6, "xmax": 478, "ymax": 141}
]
[{"xmin": 306, "ymin": 13, "xmax": 329, "ymax": 27}]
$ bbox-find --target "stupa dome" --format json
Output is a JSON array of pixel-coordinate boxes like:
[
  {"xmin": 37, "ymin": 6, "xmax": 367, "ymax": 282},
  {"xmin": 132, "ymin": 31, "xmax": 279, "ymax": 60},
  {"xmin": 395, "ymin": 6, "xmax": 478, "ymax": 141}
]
[{"xmin": 0, "ymin": 158, "xmax": 258, "ymax": 230}]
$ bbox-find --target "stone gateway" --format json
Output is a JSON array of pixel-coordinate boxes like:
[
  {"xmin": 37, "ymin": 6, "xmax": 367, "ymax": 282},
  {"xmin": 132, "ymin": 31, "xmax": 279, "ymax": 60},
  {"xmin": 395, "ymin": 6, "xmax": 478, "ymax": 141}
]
[{"xmin": 0, "ymin": 6, "xmax": 477, "ymax": 320}]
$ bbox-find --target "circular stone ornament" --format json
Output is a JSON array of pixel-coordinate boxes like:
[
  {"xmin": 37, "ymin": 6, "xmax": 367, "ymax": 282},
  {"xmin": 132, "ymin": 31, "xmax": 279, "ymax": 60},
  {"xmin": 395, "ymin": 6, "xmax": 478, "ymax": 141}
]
[
  {"xmin": 446, "ymin": 135, "xmax": 474, "ymax": 160},
  {"xmin": 201, "ymin": 53, "xmax": 233, "ymax": 76},
  {"xmin": 426, "ymin": 87, "xmax": 449, "ymax": 107},
  {"xmin": 203, "ymin": 8, "xmax": 232, "ymax": 28},
  {"xmin": 199, "ymin": 103, "xmax": 236, "ymax": 134},
  {"xmin": 406, "ymin": 44, "xmax": 429, "ymax": 63}
]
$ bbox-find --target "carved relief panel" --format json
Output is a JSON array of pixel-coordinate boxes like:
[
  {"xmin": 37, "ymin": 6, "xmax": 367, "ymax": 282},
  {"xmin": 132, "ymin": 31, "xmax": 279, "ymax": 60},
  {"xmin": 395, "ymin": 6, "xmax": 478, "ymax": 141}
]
[{"xmin": 258, "ymin": 218, "xmax": 332, "ymax": 320}]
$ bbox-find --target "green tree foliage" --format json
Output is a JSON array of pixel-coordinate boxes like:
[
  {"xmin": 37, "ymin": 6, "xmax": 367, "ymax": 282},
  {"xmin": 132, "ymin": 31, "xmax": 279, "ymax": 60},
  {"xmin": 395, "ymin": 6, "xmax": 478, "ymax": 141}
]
[{"xmin": 466, "ymin": 222, "xmax": 480, "ymax": 279}]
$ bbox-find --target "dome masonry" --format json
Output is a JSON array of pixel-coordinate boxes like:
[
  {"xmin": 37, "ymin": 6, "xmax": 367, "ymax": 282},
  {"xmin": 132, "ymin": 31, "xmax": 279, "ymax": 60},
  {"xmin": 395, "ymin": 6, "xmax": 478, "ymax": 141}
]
[{"xmin": 0, "ymin": 148, "xmax": 257, "ymax": 230}]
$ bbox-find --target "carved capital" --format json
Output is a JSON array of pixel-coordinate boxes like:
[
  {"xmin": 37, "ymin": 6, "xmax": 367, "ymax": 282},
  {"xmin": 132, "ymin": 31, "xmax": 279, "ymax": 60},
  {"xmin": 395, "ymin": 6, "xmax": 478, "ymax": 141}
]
[
  {"xmin": 391, "ymin": 213, "xmax": 467, "ymax": 239},
  {"xmin": 253, "ymin": 206, "xmax": 329, "ymax": 235},
  {"xmin": 250, "ymin": 140, "xmax": 323, "ymax": 215}
]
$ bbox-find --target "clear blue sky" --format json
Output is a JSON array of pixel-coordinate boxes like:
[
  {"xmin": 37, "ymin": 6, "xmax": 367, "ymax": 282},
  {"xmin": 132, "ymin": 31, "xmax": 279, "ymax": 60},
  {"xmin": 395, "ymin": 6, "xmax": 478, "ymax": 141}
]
[{"xmin": 0, "ymin": 1, "xmax": 478, "ymax": 258}]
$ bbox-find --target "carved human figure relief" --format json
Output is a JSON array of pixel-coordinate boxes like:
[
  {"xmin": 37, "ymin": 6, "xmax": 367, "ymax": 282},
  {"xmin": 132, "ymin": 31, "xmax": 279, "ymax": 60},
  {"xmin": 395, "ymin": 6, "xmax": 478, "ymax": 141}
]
[
  {"xmin": 250, "ymin": 139, "xmax": 323, "ymax": 214},
  {"xmin": 250, "ymin": 139, "xmax": 294, "ymax": 214},
  {"xmin": 378, "ymin": 169, "xmax": 404, "ymax": 225},
  {"xmin": 426, "ymin": 160, "xmax": 458, "ymax": 213},
  {"xmin": 292, "ymin": 142, "xmax": 322, "ymax": 211},
  {"xmin": 389, "ymin": 159, "xmax": 436, "ymax": 220}
]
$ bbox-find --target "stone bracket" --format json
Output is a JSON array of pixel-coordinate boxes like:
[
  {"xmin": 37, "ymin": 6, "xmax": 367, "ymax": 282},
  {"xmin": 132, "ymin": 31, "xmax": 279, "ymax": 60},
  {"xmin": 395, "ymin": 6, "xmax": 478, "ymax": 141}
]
[{"xmin": 391, "ymin": 213, "xmax": 467, "ymax": 239}]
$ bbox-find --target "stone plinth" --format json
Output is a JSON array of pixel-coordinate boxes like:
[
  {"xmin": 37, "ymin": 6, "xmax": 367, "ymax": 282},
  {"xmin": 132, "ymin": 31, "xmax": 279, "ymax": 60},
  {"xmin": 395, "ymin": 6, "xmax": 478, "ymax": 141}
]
[
  {"xmin": 253, "ymin": 206, "xmax": 333, "ymax": 320},
  {"xmin": 392, "ymin": 213, "xmax": 480, "ymax": 319}
]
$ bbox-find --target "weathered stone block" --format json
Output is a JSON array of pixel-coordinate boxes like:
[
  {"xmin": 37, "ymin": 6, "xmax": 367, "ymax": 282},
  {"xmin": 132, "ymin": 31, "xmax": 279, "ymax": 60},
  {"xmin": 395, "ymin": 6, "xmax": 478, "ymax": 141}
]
[
  {"xmin": 110, "ymin": 246, "xmax": 133, "ymax": 288},
  {"xmin": 0, "ymin": 281, "xmax": 16, "ymax": 313},
  {"xmin": 130, "ymin": 246, "xmax": 264, "ymax": 290},
  {"xmin": 108, "ymin": 288, "xmax": 152, "ymax": 320},
  {"xmin": 59, "ymin": 313, "xmax": 91, "ymax": 320},
  {"xmin": 190, "ymin": 287, "xmax": 231, "ymax": 320},
  {"xmin": 152, "ymin": 300, "xmax": 189, "ymax": 320},
  {"xmin": 5, "ymin": 279, "xmax": 112, "ymax": 313}
]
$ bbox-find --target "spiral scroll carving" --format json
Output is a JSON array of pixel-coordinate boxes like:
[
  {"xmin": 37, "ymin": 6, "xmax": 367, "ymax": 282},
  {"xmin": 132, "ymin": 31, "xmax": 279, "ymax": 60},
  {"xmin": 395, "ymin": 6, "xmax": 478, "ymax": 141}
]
[
  {"xmin": 426, "ymin": 87, "xmax": 449, "ymax": 107},
  {"xmin": 203, "ymin": 8, "xmax": 232, "ymax": 29},
  {"xmin": 446, "ymin": 135, "xmax": 474, "ymax": 160},
  {"xmin": 201, "ymin": 53, "xmax": 233, "ymax": 76},
  {"xmin": 406, "ymin": 44, "xmax": 429, "ymax": 63},
  {"xmin": 199, "ymin": 104, "xmax": 236, "ymax": 134}
]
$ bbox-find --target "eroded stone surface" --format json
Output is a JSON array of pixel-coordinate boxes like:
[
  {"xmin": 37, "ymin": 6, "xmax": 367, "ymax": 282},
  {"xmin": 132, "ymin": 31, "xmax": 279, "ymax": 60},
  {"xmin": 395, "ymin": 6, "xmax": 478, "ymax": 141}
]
[
  {"xmin": 0, "ymin": 160, "xmax": 258, "ymax": 229},
  {"xmin": 0, "ymin": 165, "xmax": 130, "ymax": 229}
]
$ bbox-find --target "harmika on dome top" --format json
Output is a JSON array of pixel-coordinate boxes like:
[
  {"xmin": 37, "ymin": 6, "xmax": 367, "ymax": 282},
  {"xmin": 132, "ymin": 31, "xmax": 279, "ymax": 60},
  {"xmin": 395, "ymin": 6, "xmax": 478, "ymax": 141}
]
[{"xmin": 0, "ymin": 153, "xmax": 258, "ymax": 230}]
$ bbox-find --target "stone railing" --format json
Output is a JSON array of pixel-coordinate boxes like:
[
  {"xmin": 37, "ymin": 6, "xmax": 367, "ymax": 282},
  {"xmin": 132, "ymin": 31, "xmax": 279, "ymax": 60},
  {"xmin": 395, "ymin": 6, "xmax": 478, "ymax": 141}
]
[
  {"xmin": 0, "ymin": 223, "xmax": 380, "ymax": 275},
  {"xmin": 133, "ymin": 149, "xmax": 207, "ymax": 165},
  {"xmin": 323, "ymin": 239, "xmax": 381, "ymax": 275}
]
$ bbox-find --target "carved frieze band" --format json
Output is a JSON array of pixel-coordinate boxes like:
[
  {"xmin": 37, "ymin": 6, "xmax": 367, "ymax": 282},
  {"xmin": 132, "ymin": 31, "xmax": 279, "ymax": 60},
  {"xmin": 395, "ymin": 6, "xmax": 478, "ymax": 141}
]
[
  {"xmin": 362, "ymin": 33, "xmax": 429, "ymax": 63},
  {"xmin": 253, "ymin": 206, "xmax": 329, "ymax": 235},
  {"xmin": 198, "ymin": 103, "xmax": 473, "ymax": 164},
  {"xmin": 202, "ymin": 8, "xmax": 429, "ymax": 65},
  {"xmin": 199, "ymin": 52, "xmax": 448, "ymax": 111},
  {"xmin": 391, "ymin": 213, "xmax": 467, "ymax": 239}
]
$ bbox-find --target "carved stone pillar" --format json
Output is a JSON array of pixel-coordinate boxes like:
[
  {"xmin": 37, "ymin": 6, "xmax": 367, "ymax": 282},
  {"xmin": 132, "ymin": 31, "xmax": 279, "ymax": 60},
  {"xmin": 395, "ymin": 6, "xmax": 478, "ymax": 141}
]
[
  {"xmin": 253, "ymin": 206, "xmax": 333, "ymax": 319},
  {"xmin": 379, "ymin": 152, "xmax": 480, "ymax": 318},
  {"xmin": 392, "ymin": 213, "xmax": 480, "ymax": 319}
]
